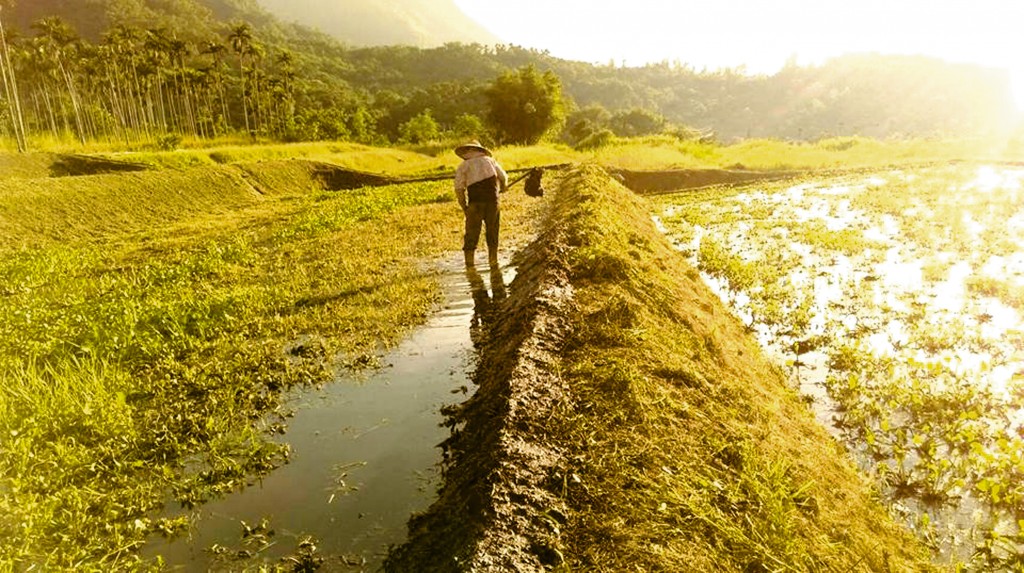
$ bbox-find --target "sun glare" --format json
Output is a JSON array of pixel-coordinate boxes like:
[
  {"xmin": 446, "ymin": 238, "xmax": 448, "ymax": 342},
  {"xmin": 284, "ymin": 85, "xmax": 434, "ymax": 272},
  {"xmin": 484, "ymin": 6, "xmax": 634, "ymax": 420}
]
[{"xmin": 1011, "ymin": 68, "xmax": 1024, "ymax": 111}]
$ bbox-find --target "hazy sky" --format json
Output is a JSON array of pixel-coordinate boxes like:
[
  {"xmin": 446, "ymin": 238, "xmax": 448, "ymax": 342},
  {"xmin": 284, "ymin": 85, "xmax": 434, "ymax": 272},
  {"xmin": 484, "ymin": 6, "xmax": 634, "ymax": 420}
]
[{"xmin": 453, "ymin": 0, "xmax": 1024, "ymax": 102}]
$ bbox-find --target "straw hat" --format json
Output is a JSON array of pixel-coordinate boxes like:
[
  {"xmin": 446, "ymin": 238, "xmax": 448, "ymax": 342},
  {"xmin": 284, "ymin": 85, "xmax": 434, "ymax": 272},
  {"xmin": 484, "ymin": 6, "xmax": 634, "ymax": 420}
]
[{"xmin": 454, "ymin": 140, "xmax": 492, "ymax": 159}]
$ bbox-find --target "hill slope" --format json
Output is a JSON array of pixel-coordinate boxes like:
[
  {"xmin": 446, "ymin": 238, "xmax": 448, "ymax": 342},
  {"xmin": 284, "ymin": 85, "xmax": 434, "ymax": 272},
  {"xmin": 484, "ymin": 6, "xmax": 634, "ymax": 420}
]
[
  {"xmin": 1, "ymin": 0, "xmax": 285, "ymax": 41},
  {"xmin": 0, "ymin": 0, "xmax": 1016, "ymax": 144},
  {"xmin": 255, "ymin": 0, "xmax": 497, "ymax": 47}
]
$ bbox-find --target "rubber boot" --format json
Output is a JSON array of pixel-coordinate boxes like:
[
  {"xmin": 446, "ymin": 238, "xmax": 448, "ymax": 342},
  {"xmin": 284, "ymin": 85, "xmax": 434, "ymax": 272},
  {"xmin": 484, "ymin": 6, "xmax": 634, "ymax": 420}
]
[
  {"xmin": 463, "ymin": 250, "xmax": 475, "ymax": 268},
  {"xmin": 487, "ymin": 248, "xmax": 498, "ymax": 267}
]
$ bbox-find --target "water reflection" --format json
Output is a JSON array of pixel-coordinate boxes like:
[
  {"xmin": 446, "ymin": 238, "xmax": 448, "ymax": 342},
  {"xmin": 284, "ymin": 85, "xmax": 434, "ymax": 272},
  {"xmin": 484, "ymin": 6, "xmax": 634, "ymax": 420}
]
[{"xmin": 465, "ymin": 264, "xmax": 507, "ymax": 349}]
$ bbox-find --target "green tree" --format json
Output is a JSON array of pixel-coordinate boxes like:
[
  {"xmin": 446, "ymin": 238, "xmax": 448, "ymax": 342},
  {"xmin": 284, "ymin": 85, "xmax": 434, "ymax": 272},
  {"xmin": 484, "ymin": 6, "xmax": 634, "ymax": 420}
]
[
  {"xmin": 451, "ymin": 112, "xmax": 485, "ymax": 139},
  {"xmin": 561, "ymin": 104, "xmax": 611, "ymax": 145},
  {"xmin": 347, "ymin": 105, "xmax": 377, "ymax": 143},
  {"xmin": 0, "ymin": 3, "xmax": 27, "ymax": 151},
  {"xmin": 609, "ymin": 107, "xmax": 666, "ymax": 137},
  {"xmin": 226, "ymin": 22, "xmax": 253, "ymax": 135},
  {"xmin": 32, "ymin": 15, "xmax": 86, "ymax": 143},
  {"xmin": 200, "ymin": 39, "xmax": 232, "ymax": 133},
  {"xmin": 484, "ymin": 64, "xmax": 563, "ymax": 145},
  {"xmin": 399, "ymin": 108, "xmax": 439, "ymax": 143}
]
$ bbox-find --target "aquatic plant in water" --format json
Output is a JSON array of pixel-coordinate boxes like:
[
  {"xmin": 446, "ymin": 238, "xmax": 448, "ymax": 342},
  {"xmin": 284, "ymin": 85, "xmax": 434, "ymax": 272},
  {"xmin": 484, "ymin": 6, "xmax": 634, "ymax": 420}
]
[{"xmin": 655, "ymin": 164, "xmax": 1024, "ymax": 569}]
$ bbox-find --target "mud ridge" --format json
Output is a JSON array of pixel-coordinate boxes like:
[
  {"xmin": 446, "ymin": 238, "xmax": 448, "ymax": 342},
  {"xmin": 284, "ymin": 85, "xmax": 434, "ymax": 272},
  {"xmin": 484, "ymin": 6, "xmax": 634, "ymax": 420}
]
[
  {"xmin": 608, "ymin": 167, "xmax": 805, "ymax": 194},
  {"xmin": 49, "ymin": 153, "xmax": 150, "ymax": 177},
  {"xmin": 386, "ymin": 202, "xmax": 575, "ymax": 571}
]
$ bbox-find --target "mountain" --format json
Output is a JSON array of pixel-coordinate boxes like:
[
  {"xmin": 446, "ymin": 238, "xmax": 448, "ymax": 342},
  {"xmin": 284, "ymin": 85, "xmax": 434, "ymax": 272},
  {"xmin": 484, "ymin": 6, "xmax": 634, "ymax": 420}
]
[
  {"xmin": 1, "ymin": 0, "xmax": 294, "ymax": 42},
  {"xmin": 254, "ymin": 0, "xmax": 499, "ymax": 48},
  {"xmin": 0, "ymin": 0, "xmax": 1014, "ymax": 146}
]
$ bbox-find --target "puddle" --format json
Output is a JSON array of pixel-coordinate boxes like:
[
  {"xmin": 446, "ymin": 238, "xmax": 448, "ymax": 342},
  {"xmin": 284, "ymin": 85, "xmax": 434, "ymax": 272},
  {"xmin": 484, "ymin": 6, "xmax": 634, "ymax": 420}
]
[{"xmin": 144, "ymin": 259, "xmax": 515, "ymax": 571}]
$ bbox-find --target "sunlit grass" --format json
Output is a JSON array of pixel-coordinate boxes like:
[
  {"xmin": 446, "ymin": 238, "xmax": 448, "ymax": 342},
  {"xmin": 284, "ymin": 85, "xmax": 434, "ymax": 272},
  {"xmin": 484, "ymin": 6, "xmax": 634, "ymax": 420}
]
[
  {"xmin": 585, "ymin": 134, "xmax": 1020, "ymax": 170},
  {"xmin": 0, "ymin": 136, "xmax": 1019, "ymax": 569},
  {"xmin": 0, "ymin": 159, "xmax": 523, "ymax": 569},
  {"xmin": 585, "ymin": 136, "xmax": 720, "ymax": 169},
  {"xmin": 544, "ymin": 166, "xmax": 932, "ymax": 571},
  {"xmin": 96, "ymin": 141, "xmax": 451, "ymax": 175},
  {"xmin": 3, "ymin": 135, "xmax": 1019, "ymax": 185}
]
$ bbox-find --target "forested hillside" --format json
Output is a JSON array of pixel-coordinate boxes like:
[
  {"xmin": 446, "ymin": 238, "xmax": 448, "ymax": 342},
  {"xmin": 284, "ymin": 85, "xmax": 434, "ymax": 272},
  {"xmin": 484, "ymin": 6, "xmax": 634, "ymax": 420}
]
[{"xmin": 0, "ymin": 0, "xmax": 1017, "ymax": 150}]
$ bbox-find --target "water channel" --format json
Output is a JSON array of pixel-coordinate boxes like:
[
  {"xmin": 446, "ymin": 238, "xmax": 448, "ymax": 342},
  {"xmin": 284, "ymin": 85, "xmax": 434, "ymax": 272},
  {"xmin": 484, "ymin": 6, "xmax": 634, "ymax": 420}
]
[{"xmin": 145, "ymin": 258, "xmax": 514, "ymax": 571}]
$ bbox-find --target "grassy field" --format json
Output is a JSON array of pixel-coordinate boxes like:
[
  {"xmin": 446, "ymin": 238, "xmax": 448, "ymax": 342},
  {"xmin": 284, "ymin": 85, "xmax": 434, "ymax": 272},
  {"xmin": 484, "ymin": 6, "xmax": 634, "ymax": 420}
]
[
  {"xmin": 0, "ymin": 136, "xmax": 1019, "ymax": 570},
  {"xmin": 5, "ymin": 134, "xmax": 1020, "ymax": 181},
  {"xmin": 0, "ymin": 148, "xmax": 539, "ymax": 569}
]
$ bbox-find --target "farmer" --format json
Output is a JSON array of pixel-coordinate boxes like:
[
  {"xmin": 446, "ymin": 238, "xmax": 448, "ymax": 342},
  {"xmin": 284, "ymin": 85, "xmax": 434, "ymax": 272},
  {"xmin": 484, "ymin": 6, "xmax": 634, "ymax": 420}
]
[{"xmin": 454, "ymin": 140, "xmax": 507, "ymax": 267}]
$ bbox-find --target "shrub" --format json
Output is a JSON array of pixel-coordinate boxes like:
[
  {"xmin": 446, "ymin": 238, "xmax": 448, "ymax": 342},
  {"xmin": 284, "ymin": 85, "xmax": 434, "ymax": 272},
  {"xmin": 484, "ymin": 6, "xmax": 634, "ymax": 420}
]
[
  {"xmin": 155, "ymin": 133, "xmax": 182, "ymax": 151},
  {"xmin": 575, "ymin": 128, "xmax": 615, "ymax": 150}
]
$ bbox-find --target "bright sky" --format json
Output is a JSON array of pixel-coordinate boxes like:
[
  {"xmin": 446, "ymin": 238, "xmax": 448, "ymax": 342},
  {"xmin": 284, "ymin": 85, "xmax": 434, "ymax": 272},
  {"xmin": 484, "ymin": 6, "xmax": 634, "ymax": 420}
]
[{"xmin": 453, "ymin": 0, "xmax": 1024, "ymax": 107}]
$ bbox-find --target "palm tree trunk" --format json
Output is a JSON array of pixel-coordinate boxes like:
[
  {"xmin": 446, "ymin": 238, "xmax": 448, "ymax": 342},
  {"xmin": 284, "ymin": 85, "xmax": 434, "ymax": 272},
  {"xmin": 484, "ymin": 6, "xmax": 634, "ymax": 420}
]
[
  {"xmin": 56, "ymin": 58, "xmax": 86, "ymax": 144},
  {"xmin": 237, "ymin": 55, "xmax": 250, "ymax": 136},
  {"xmin": 0, "ymin": 7, "xmax": 27, "ymax": 151},
  {"xmin": 40, "ymin": 87, "xmax": 59, "ymax": 138}
]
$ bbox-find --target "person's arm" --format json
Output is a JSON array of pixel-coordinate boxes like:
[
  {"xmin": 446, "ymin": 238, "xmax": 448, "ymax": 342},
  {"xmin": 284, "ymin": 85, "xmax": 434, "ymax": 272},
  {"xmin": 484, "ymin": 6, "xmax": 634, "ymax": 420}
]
[
  {"xmin": 454, "ymin": 165, "xmax": 468, "ymax": 209},
  {"xmin": 494, "ymin": 160, "xmax": 508, "ymax": 194}
]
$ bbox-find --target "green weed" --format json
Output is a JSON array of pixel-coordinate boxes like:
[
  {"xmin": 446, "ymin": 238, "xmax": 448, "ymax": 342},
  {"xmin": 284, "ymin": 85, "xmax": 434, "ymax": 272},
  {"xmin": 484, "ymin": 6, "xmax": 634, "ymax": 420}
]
[{"xmin": 0, "ymin": 157, "xmax": 513, "ymax": 569}]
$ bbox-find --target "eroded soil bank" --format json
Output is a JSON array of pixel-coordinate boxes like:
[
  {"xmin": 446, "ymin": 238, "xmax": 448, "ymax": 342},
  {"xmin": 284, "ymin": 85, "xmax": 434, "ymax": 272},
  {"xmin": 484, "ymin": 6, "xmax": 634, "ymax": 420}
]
[
  {"xmin": 609, "ymin": 167, "xmax": 805, "ymax": 194},
  {"xmin": 386, "ymin": 165, "xmax": 936, "ymax": 571}
]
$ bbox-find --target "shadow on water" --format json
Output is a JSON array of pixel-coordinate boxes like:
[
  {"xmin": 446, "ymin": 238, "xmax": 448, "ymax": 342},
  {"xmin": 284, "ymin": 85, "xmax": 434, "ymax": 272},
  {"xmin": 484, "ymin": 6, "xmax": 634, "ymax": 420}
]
[{"xmin": 144, "ymin": 258, "xmax": 515, "ymax": 571}]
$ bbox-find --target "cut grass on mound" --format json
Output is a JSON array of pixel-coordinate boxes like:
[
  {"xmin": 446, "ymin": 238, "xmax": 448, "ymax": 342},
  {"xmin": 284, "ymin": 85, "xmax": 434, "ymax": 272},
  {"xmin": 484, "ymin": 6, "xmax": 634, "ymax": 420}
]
[{"xmin": 547, "ymin": 166, "xmax": 936, "ymax": 571}]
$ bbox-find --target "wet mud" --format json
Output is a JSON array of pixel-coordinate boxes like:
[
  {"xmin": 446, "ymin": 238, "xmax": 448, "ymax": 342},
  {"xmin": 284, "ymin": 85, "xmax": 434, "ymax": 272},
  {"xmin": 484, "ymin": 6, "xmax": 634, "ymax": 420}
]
[{"xmin": 386, "ymin": 234, "xmax": 574, "ymax": 572}]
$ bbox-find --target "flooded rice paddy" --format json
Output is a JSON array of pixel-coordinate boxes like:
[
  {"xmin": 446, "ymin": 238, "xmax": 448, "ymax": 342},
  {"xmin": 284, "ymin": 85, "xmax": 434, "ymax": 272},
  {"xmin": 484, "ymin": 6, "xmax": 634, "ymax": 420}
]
[
  {"xmin": 145, "ymin": 260, "xmax": 513, "ymax": 571},
  {"xmin": 655, "ymin": 164, "xmax": 1024, "ymax": 570}
]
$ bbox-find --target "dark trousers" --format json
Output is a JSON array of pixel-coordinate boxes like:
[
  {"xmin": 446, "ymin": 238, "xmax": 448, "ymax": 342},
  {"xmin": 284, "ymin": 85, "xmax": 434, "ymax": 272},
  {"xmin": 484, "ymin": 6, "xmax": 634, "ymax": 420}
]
[{"xmin": 463, "ymin": 201, "xmax": 500, "ymax": 252}]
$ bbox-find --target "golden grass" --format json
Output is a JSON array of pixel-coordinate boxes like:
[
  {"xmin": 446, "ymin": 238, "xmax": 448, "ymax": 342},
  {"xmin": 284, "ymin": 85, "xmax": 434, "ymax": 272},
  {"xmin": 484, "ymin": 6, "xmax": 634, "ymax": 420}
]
[
  {"xmin": 544, "ymin": 165, "xmax": 937, "ymax": 571},
  {"xmin": 0, "ymin": 135, "xmax": 1012, "ymax": 569},
  {"xmin": 4, "ymin": 135, "xmax": 1020, "ymax": 186}
]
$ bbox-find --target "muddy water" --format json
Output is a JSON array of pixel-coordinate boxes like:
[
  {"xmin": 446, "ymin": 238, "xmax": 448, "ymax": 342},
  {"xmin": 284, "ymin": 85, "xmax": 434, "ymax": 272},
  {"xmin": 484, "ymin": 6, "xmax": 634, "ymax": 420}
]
[{"xmin": 146, "ymin": 259, "xmax": 514, "ymax": 571}]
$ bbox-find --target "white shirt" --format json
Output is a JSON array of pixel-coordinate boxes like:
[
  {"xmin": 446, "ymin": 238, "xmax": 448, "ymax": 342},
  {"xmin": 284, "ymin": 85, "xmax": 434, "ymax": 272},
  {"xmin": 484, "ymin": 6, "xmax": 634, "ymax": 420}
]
[{"xmin": 454, "ymin": 151, "xmax": 508, "ymax": 207}]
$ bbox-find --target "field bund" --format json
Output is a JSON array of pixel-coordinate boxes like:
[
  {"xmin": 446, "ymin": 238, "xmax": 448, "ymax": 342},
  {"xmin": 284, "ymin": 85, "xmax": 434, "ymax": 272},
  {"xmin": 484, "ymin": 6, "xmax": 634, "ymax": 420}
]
[{"xmin": 387, "ymin": 165, "xmax": 934, "ymax": 571}]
